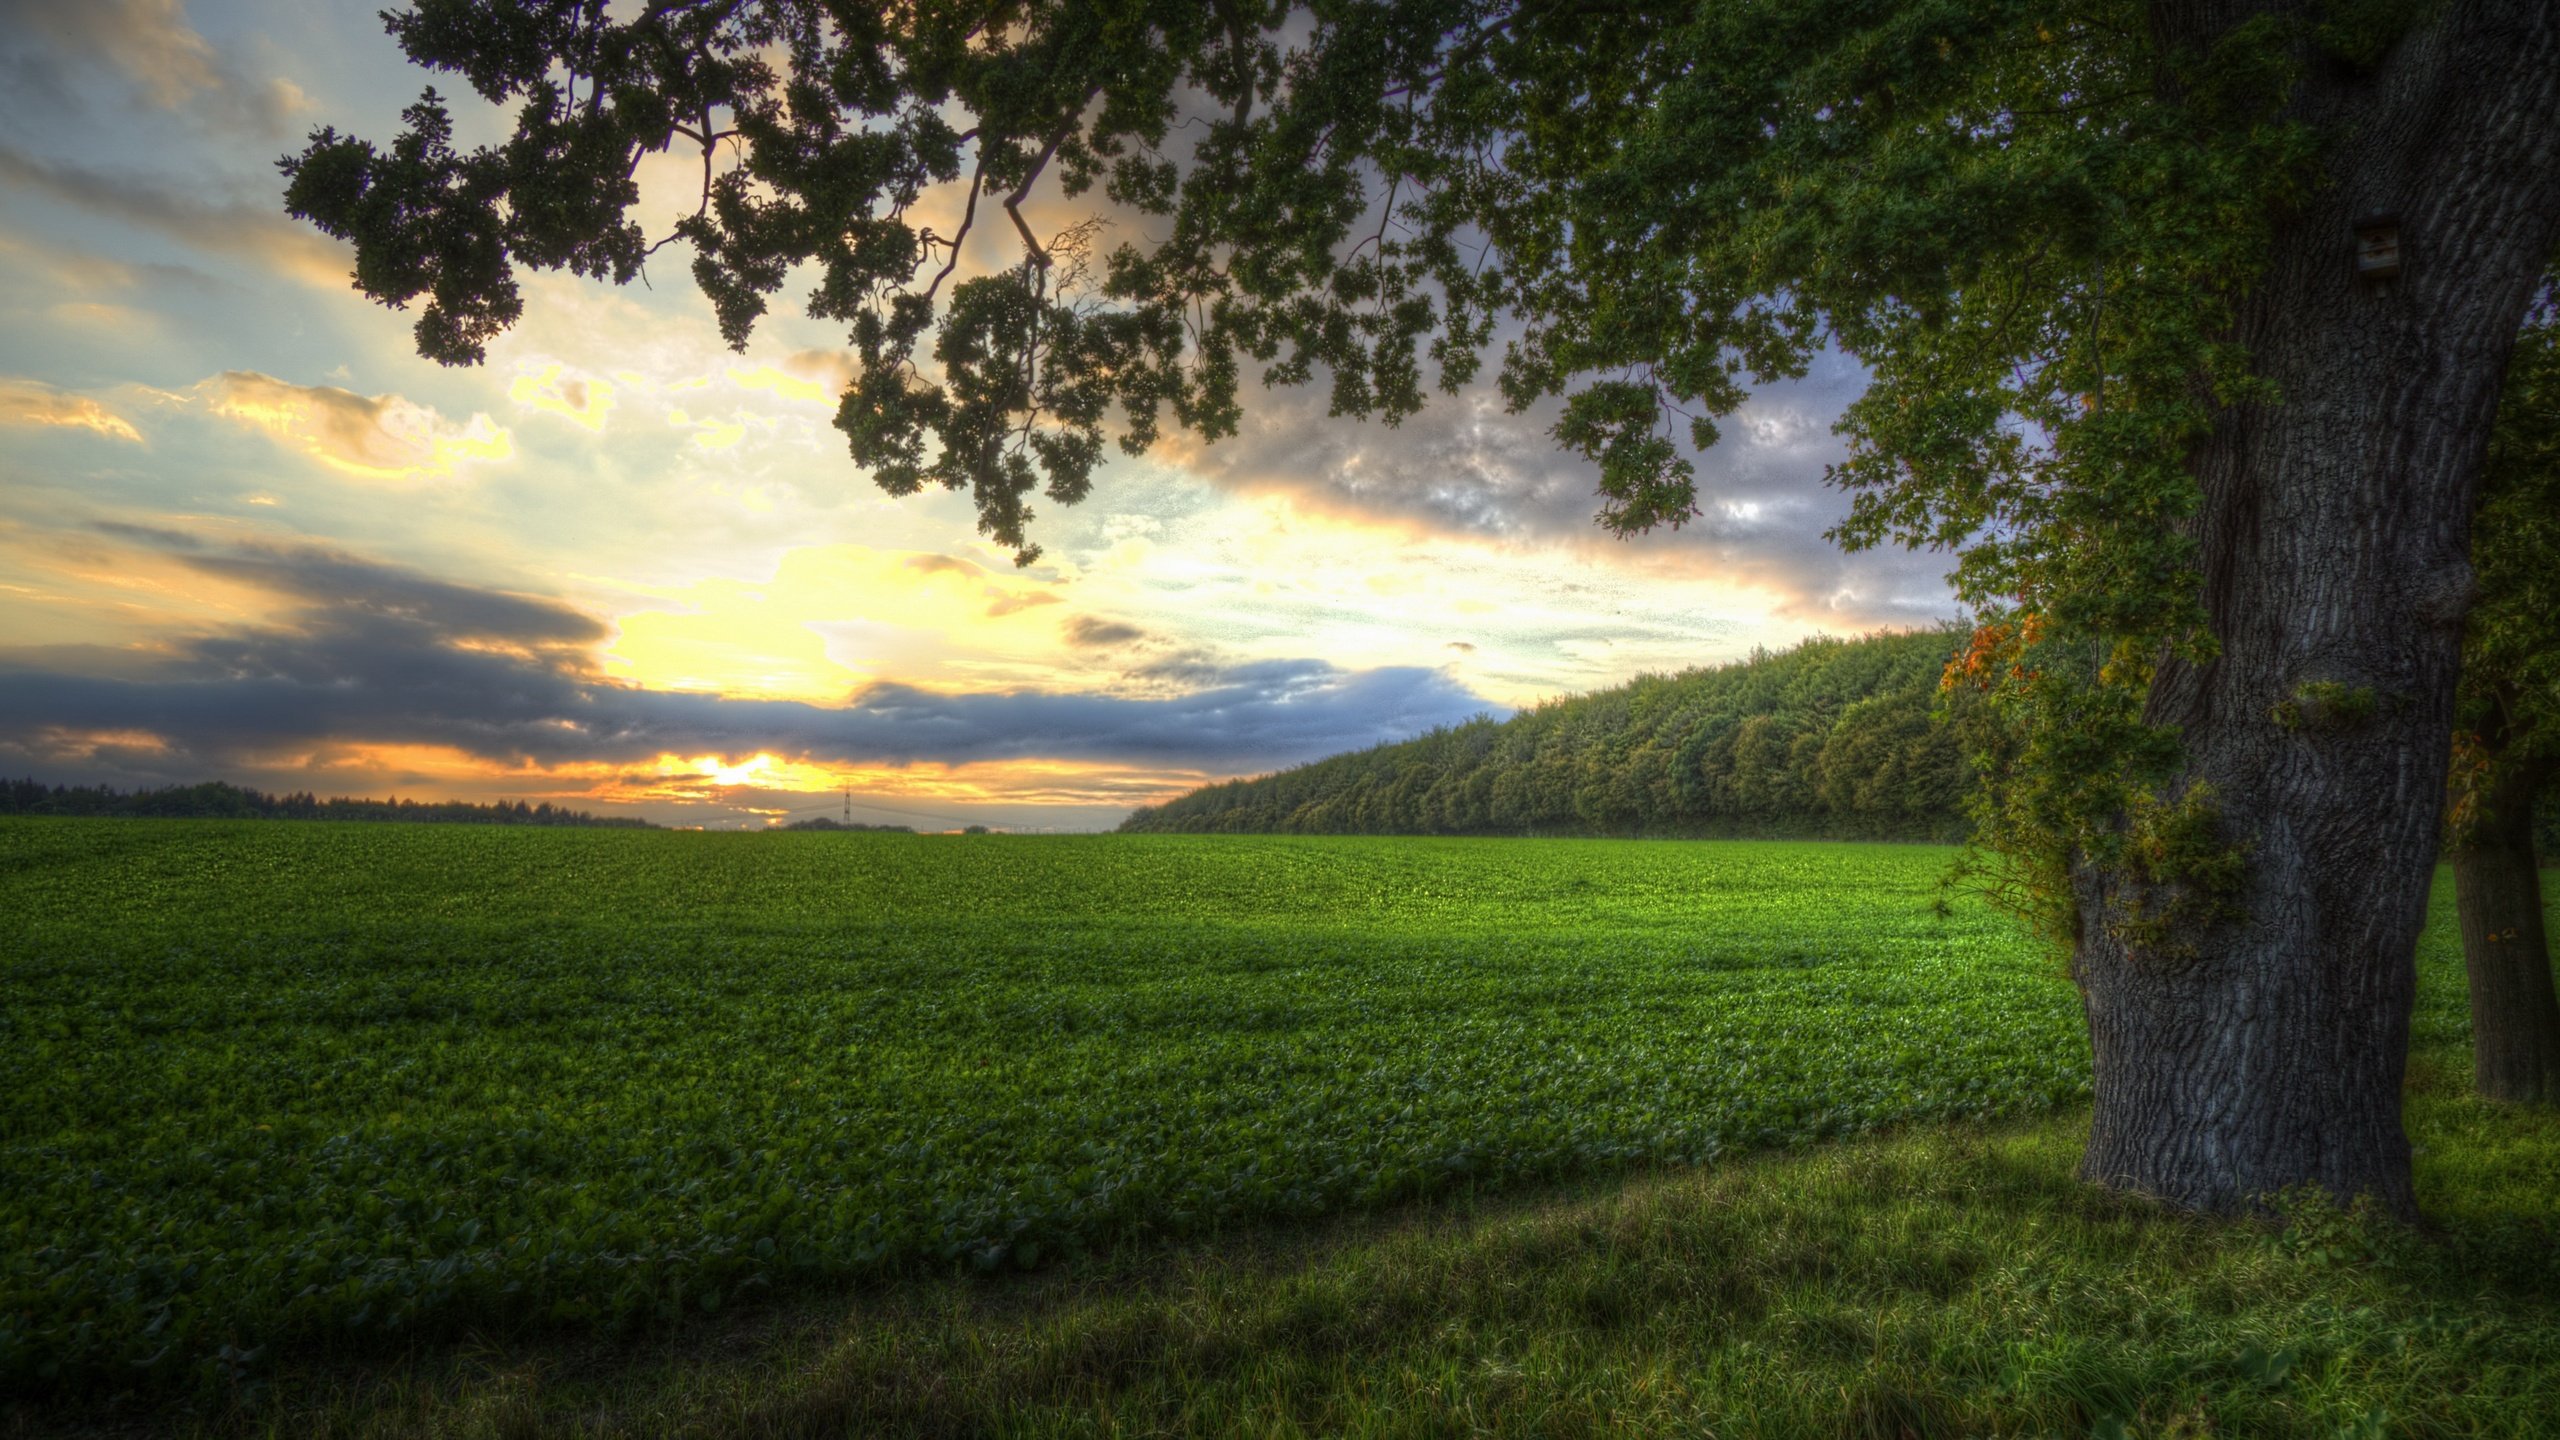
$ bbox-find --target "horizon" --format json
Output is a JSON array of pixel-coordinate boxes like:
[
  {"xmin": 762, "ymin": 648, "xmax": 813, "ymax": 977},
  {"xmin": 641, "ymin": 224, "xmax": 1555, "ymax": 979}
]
[
  {"xmin": 0, "ymin": 0, "xmax": 1961, "ymax": 830},
  {"xmin": 4, "ymin": 623, "xmax": 1955, "ymax": 835}
]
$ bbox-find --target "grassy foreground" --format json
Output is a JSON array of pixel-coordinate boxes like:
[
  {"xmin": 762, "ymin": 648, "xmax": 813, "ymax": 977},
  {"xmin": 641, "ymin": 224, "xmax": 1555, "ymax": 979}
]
[
  {"xmin": 37, "ymin": 1070, "xmax": 2560, "ymax": 1438},
  {"xmin": 7, "ymin": 822, "xmax": 2558, "ymax": 1435},
  {"xmin": 2, "ymin": 824, "xmax": 2083, "ymax": 1398}
]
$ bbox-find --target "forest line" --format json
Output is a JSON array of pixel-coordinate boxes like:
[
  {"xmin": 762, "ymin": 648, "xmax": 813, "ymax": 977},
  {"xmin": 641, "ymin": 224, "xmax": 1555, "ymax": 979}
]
[{"xmin": 1124, "ymin": 630, "xmax": 1976, "ymax": 841}]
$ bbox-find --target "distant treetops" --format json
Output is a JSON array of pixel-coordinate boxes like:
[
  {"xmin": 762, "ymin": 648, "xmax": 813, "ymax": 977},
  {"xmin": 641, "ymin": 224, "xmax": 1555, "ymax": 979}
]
[
  {"xmin": 0, "ymin": 779, "xmax": 650, "ymax": 828},
  {"xmin": 781, "ymin": 816, "xmax": 917, "ymax": 833},
  {"xmin": 1124, "ymin": 630, "xmax": 1976, "ymax": 840}
]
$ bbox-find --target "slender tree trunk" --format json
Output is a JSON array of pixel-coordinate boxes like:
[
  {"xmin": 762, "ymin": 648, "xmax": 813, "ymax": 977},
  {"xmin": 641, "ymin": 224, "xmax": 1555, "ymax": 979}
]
[
  {"xmin": 2073, "ymin": 0, "xmax": 2560, "ymax": 1215},
  {"xmin": 2454, "ymin": 758, "xmax": 2560, "ymax": 1104}
]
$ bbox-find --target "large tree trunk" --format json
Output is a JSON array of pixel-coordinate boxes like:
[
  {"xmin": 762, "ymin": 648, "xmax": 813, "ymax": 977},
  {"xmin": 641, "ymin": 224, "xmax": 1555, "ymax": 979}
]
[
  {"xmin": 2454, "ymin": 757, "xmax": 2560, "ymax": 1104},
  {"xmin": 2074, "ymin": 0, "xmax": 2560, "ymax": 1215}
]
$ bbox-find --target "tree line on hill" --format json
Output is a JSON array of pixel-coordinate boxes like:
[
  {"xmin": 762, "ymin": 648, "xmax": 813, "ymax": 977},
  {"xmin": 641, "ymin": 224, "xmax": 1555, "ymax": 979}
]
[
  {"xmin": 1124, "ymin": 628, "xmax": 2560, "ymax": 856},
  {"xmin": 1122, "ymin": 630, "xmax": 1977, "ymax": 841},
  {"xmin": 0, "ymin": 779, "xmax": 651, "ymax": 828}
]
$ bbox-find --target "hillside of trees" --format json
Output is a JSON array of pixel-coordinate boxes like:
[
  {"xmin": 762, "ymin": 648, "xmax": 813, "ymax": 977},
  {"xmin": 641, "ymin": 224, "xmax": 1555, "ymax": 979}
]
[
  {"xmin": 1, "ymin": 779, "xmax": 651, "ymax": 828},
  {"xmin": 1123, "ymin": 630, "xmax": 1977, "ymax": 840}
]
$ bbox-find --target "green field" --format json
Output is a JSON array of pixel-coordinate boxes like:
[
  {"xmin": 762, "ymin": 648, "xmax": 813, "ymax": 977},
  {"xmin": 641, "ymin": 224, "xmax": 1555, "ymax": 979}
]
[{"xmin": 0, "ymin": 821, "xmax": 2087, "ymax": 1394}]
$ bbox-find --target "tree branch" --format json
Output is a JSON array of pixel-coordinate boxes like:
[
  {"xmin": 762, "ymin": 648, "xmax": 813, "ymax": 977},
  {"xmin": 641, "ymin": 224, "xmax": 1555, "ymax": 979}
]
[
  {"xmin": 1006, "ymin": 124, "xmax": 1075, "ymax": 269},
  {"xmin": 924, "ymin": 148, "xmax": 990, "ymax": 304}
]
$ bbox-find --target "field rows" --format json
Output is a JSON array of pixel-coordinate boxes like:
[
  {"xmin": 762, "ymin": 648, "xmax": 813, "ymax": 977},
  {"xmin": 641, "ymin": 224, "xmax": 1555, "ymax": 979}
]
[{"xmin": 0, "ymin": 823, "xmax": 2085, "ymax": 1393}]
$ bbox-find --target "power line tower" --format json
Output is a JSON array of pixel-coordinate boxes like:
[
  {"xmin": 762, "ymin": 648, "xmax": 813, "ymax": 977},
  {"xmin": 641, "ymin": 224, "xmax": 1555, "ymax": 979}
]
[{"xmin": 843, "ymin": 787, "xmax": 852, "ymax": 826}]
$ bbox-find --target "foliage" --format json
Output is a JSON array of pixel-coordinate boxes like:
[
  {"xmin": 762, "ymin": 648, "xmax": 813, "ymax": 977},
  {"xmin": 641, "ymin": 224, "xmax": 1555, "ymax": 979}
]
[
  {"xmin": 1124, "ymin": 629, "xmax": 1973, "ymax": 839},
  {"xmin": 2448, "ymin": 290, "xmax": 2560, "ymax": 845},
  {"xmin": 0, "ymin": 779, "xmax": 647, "ymax": 828},
  {"xmin": 2269, "ymin": 681, "xmax": 2379, "ymax": 735},
  {"xmin": 0, "ymin": 820, "xmax": 2083, "ymax": 1395},
  {"xmin": 2103, "ymin": 783, "xmax": 2254, "ymax": 963}
]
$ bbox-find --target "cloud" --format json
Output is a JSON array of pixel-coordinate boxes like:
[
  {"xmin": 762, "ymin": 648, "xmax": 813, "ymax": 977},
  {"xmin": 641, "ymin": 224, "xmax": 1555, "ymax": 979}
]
[
  {"xmin": 0, "ymin": 0, "xmax": 304, "ymax": 135},
  {"xmin": 1162, "ymin": 361, "xmax": 1960, "ymax": 630},
  {"xmin": 0, "ymin": 145, "xmax": 345, "ymax": 285},
  {"xmin": 726, "ymin": 352, "xmax": 850, "ymax": 407},
  {"xmin": 1175, "ymin": 387, "xmax": 1601, "ymax": 543},
  {"xmin": 0, "ymin": 532, "xmax": 1496, "ymax": 792},
  {"xmin": 985, "ymin": 590, "xmax": 1063, "ymax": 617},
  {"xmin": 508, "ymin": 363, "xmax": 617, "ymax": 431},
  {"xmin": 1063, "ymin": 615, "xmax": 1148, "ymax": 648},
  {"xmin": 87, "ymin": 526, "xmax": 608, "ymax": 649},
  {"xmin": 782, "ymin": 349, "xmax": 856, "ymax": 395},
  {"xmin": 202, "ymin": 370, "xmax": 513, "ymax": 481},
  {"xmin": 0, "ymin": 378, "xmax": 142, "ymax": 443},
  {"xmin": 662, "ymin": 405, "xmax": 752, "ymax": 450},
  {"xmin": 889, "ymin": 553, "xmax": 1077, "ymax": 621},
  {"xmin": 0, "ymin": 225, "xmax": 203, "ymax": 295},
  {"xmin": 903, "ymin": 553, "xmax": 984, "ymax": 579}
]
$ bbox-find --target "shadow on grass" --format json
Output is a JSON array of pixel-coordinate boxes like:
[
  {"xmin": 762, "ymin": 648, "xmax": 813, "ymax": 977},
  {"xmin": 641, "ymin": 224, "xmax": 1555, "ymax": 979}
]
[{"xmin": 22, "ymin": 1072, "xmax": 2560, "ymax": 1440}]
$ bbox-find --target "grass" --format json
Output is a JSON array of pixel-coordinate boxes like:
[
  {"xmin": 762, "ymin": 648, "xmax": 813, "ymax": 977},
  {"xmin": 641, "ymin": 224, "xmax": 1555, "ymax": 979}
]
[
  {"xmin": 37, "ymin": 1079, "xmax": 2560, "ymax": 1438},
  {"xmin": 6, "ymin": 821, "xmax": 2557, "ymax": 1436},
  {"xmin": 1, "ymin": 824, "xmax": 2081, "ymax": 1397}
]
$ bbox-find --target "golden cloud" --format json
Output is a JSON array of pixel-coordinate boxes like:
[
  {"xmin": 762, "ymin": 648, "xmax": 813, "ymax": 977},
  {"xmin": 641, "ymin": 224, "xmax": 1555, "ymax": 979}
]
[
  {"xmin": 203, "ymin": 371, "xmax": 512, "ymax": 481},
  {"xmin": 89, "ymin": 0, "xmax": 222, "ymax": 107},
  {"xmin": 600, "ymin": 544, "xmax": 1078, "ymax": 701},
  {"xmin": 661, "ymin": 406, "xmax": 752, "ymax": 450},
  {"xmin": 984, "ymin": 590, "xmax": 1064, "ymax": 617},
  {"xmin": 15, "ymin": 726, "xmax": 175, "ymax": 760},
  {"xmin": 508, "ymin": 363, "xmax": 617, "ymax": 431},
  {"xmin": 725, "ymin": 361, "xmax": 836, "ymax": 408},
  {"xmin": 0, "ymin": 379, "xmax": 143, "ymax": 444}
]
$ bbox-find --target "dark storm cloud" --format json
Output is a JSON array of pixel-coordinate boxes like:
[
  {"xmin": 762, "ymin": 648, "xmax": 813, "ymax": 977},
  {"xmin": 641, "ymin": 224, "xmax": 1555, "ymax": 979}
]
[
  {"xmin": 108, "ymin": 530, "xmax": 609, "ymax": 648},
  {"xmin": 0, "ymin": 645, "xmax": 1492, "ymax": 777},
  {"xmin": 0, "ymin": 534, "xmax": 1496, "ymax": 782}
]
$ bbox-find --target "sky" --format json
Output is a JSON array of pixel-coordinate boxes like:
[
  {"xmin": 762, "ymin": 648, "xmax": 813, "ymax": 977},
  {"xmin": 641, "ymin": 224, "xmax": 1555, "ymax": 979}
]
[{"xmin": 0, "ymin": 0, "xmax": 1960, "ymax": 830}]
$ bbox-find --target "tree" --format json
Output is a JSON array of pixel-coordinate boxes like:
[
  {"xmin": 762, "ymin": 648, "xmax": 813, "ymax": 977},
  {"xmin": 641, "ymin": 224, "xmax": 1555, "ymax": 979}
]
[
  {"xmin": 2449, "ymin": 291, "xmax": 2560, "ymax": 1105},
  {"xmin": 284, "ymin": 0, "xmax": 2560, "ymax": 1213},
  {"xmin": 1121, "ymin": 631, "xmax": 1968, "ymax": 837}
]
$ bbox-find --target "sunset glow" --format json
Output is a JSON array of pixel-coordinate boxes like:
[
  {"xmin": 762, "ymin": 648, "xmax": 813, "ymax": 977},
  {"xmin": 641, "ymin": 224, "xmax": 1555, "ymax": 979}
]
[{"xmin": 0, "ymin": 0, "xmax": 1958, "ymax": 827}]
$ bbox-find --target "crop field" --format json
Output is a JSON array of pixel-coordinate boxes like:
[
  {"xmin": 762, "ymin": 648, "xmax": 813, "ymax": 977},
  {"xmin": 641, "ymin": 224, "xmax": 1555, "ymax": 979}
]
[{"xmin": 0, "ymin": 820, "xmax": 2089, "ymax": 1395}]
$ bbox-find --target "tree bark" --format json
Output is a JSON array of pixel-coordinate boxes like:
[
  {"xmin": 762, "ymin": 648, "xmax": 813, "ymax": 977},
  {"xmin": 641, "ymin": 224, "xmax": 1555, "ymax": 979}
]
[
  {"xmin": 2454, "ymin": 757, "xmax": 2560, "ymax": 1104},
  {"xmin": 2074, "ymin": 0, "xmax": 2560, "ymax": 1215}
]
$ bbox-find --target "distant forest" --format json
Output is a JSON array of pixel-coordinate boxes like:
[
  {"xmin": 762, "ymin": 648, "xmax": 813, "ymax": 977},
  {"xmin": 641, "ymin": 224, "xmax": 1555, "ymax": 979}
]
[
  {"xmin": 1123, "ymin": 629, "xmax": 1976, "ymax": 840},
  {"xmin": 1, "ymin": 779, "xmax": 652, "ymax": 828}
]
